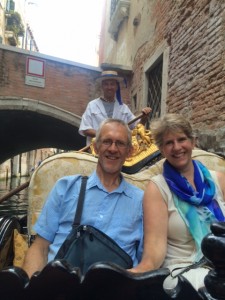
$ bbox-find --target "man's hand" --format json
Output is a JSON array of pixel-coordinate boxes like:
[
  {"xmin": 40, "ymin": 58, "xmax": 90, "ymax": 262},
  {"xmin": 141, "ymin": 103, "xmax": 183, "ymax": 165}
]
[
  {"xmin": 142, "ymin": 107, "xmax": 152, "ymax": 115},
  {"xmin": 140, "ymin": 107, "xmax": 152, "ymax": 124},
  {"xmin": 83, "ymin": 129, "xmax": 97, "ymax": 138}
]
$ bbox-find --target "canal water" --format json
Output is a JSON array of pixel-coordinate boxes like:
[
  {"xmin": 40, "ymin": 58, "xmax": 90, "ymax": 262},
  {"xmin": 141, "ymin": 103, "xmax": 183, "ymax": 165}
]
[{"xmin": 0, "ymin": 176, "xmax": 29, "ymax": 219}]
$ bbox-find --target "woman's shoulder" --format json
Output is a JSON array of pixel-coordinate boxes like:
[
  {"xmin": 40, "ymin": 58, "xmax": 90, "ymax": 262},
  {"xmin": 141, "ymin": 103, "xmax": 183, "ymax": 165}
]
[
  {"xmin": 146, "ymin": 174, "xmax": 174, "ymax": 204},
  {"xmin": 215, "ymin": 170, "xmax": 225, "ymax": 178},
  {"xmin": 209, "ymin": 169, "xmax": 225, "ymax": 183},
  {"xmin": 214, "ymin": 170, "xmax": 225, "ymax": 195},
  {"xmin": 150, "ymin": 174, "xmax": 166, "ymax": 184}
]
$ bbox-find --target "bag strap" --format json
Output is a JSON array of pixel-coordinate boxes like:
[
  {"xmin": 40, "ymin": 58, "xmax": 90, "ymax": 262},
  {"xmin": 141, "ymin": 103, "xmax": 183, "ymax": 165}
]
[
  {"xmin": 73, "ymin": 176, "xmax": 88, "ymax": 226},
  {"xmin": 171, "ymin": 256, "xmax": 209, "ymax": 278}
]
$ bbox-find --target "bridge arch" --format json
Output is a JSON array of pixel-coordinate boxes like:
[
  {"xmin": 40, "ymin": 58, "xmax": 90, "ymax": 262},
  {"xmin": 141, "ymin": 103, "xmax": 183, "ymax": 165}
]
[{"xmin": 0, "ymin": 97, "xmax": 85, "ymax": 163}]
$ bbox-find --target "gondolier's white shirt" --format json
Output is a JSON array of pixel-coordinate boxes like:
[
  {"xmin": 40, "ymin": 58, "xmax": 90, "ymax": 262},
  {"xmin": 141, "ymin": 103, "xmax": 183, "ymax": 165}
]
[{"xmin": 79, "ymin": 98, "xmax": 136, "ymax": 145}]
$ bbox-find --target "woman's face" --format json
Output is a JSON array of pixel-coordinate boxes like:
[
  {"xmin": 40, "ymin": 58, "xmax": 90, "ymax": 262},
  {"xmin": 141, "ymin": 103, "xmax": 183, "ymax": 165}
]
[{"xmin": 160, "ymin": 130, "xmax": 195, "ymax": 172}]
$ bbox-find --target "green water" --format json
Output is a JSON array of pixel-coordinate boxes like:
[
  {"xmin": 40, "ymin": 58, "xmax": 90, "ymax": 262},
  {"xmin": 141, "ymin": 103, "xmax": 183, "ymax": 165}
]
[{"xmin": 0, "ymin": 176, "xmax": 29, "ymax": 218}]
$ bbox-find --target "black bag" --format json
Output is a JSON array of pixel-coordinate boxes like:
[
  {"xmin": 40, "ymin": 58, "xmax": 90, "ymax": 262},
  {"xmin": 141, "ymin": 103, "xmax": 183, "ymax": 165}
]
[{"xmin": 55, "ymin": 176, "xmax": 133, "ymax": 275}]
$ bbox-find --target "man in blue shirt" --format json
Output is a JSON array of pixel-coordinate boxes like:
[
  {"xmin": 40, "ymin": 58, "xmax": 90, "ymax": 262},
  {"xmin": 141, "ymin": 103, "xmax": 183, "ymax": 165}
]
[{"xmin": 22, "ymin": 118, "xmax": 144, "ymax": 278}]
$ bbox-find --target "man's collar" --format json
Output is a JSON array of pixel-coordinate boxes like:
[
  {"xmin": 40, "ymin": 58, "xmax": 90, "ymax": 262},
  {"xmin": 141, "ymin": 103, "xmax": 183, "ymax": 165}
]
[{"xmin": 100, "ymin": 97, "xmax": 115, "ymax": 103}]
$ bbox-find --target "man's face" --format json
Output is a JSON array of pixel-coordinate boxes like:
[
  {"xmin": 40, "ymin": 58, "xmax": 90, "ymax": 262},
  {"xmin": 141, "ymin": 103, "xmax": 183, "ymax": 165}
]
[
  {"xmin": 101, "ymin": 79, "xmax": 118, "ymax": 101},
  {"xmin": 94, "ymin": 122, "xmax": 132, "ymax": 175}
]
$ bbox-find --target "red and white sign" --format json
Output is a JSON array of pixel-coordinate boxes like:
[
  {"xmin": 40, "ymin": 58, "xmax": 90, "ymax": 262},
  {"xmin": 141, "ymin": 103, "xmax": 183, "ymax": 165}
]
[{"xmin": 25, "ymin": 57, "xmax": 46, "ymax": 87}]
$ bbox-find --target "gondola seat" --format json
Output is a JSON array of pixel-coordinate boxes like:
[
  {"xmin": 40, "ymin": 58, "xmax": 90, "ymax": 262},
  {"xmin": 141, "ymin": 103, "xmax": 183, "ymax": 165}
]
[{"xmin": 27, "ymin": 148, "xmax": 225, "ymax": 236}]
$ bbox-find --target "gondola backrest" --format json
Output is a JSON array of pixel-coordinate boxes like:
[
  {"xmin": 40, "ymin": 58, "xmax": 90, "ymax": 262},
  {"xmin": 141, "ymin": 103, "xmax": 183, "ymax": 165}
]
[{"xmin": 27, "ymin": 149, "xmax": 225, "ymax": 236}]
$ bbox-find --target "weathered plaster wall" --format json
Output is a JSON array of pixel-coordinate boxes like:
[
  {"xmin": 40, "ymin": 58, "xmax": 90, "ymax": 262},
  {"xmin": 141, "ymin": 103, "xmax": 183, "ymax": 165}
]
[{"xmin": 103, "ymin": 0, "xmax": 157, "ymax": 66}]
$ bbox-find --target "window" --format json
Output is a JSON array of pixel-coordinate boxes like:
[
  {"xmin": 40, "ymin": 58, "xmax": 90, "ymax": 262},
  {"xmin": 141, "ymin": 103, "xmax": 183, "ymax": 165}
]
[{"xmin": 147, "ymin": 58, "xmax": 163, "ymax": 122}]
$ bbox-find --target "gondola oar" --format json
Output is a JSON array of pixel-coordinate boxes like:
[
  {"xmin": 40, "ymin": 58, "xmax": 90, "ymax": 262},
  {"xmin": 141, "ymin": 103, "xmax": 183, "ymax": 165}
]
[
  {"xmin": 78, "ymin": 112, "xmax": 144, "ymax": 153},
  {"xmin": 0, "ymin": 180, "xmax": 30, "ymax": 204},
  {"xmin": 127, "ymin": 112, "xmax": 144, "ymax": 125}
]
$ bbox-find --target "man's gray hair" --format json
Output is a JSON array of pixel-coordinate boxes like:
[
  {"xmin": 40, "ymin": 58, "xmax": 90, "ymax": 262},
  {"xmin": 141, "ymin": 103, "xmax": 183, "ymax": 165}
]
[{"xmin": 95, "ymin": 118, "xmax": 132, "ymax": 146}]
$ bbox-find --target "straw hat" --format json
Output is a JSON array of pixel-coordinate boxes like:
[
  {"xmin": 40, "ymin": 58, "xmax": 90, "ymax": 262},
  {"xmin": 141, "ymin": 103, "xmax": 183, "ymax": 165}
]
[{"xmin": 96, "ymin": 70, "xmax": 124, "ymax": 84}]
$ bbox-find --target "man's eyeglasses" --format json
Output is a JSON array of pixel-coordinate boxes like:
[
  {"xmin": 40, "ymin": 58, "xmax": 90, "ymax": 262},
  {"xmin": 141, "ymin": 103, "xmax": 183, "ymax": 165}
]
[{"xmin": 100, "ymin": 139, "xmax": 129, "ymax": 148}]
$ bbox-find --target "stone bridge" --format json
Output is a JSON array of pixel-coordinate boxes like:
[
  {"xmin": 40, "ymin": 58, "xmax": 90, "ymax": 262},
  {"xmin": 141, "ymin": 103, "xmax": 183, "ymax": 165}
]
[{"xmin": 0, "ymin": 44, "xmax": 103, "ymax": 163}]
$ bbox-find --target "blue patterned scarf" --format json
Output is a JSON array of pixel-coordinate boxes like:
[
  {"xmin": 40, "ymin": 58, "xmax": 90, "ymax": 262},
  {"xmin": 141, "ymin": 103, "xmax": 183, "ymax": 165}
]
[{"xmin": 163, "ymin": 159, "xmax": 225, "ymax": 260}]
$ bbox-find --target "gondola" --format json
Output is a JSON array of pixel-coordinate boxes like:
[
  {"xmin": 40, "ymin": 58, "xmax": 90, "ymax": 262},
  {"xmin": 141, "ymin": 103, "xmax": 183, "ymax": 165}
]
[{"xmin": 0, "ymin": 124, "xmax": 225, "ymax": 300}]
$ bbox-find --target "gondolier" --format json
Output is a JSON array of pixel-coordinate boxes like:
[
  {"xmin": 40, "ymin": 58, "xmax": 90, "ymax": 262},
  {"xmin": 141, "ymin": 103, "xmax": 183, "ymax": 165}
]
[{"xmin": 79, "ymin": 70, "xmax": 151, "ymax": 146}]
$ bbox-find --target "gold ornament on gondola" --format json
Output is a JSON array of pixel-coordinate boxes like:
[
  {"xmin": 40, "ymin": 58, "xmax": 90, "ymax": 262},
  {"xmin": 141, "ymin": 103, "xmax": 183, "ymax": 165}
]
[{"xmin": 124, "ymin": 124, "xmax": 159, "ymax": 167}]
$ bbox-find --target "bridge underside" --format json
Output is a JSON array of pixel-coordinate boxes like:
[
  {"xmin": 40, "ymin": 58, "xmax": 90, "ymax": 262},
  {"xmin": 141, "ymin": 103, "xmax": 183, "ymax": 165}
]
[{"xmin": 0, "ymin": 110, "xmax": 86, "ymax": 164}]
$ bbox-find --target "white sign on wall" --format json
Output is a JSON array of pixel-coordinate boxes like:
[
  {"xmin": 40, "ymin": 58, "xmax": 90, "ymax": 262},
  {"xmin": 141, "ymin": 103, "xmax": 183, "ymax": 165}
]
[{"xmin": 25, "ymin": 57, "xmax": 46, "ymax": 88}]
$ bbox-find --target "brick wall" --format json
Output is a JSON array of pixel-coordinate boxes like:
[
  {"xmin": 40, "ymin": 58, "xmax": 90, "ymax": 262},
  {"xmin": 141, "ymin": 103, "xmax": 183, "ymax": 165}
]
[
  {"xmin": 132, "ymin": 0, "xmax": 225, "ymax": 156},
  {"xmin": 0, "ymin": 47, "xmax": 100, "ymax": 116},
  {"xmin": 0, "ymin": 46, "xmax": 132, "ymax": 116}
]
